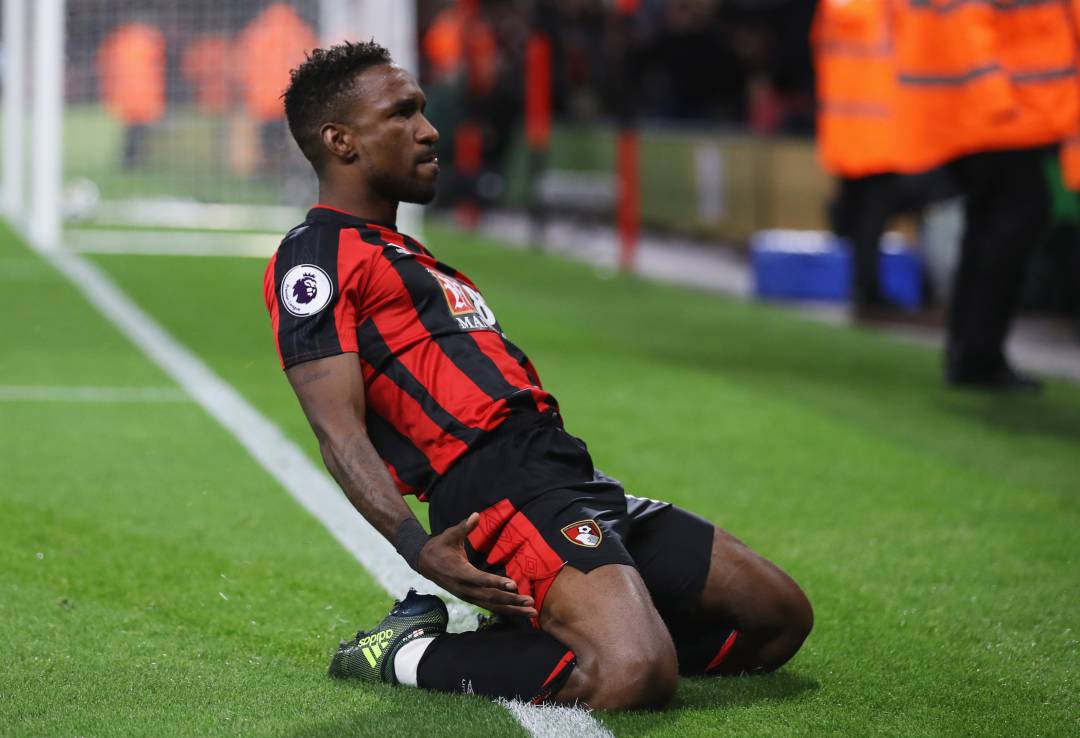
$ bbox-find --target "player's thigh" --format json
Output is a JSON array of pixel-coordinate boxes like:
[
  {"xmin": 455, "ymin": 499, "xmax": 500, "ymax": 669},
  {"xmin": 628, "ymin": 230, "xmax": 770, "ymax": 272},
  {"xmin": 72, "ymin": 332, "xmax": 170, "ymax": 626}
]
[
  {"xmin": 539, "ymin": 563, "xmax": 677, "ymax": 708},
  {"xmin": 688, "ymin": 527, "xmax": 813, "ymax": 674},
  {"xmin": 697, "ymin": 526, "xmax": 812, "ymax": 635},
  {"xmin": 623, "ymin": 498, "xmax": 715, "ymax": 620},
  {"xmin": 626, "ymin": 500, "xmax": 808, "ymax": 631},
  {"xmin": 627, "ymin": 502, "xmax": 812, "ymax": 673}
]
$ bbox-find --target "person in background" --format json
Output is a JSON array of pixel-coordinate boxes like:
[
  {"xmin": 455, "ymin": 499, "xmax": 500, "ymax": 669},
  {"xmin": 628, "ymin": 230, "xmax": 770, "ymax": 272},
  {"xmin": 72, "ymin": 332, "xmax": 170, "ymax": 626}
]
[
  {"xmin": 891, "ymin": 0, "xmax": 1079, "ymax": 391},
  {"xmin": 234, "ymin": 3, "xmax": 318, "ymax": 179},
  {"xmin": 423, "ymin": 1, "xmax": 466, "ymax": 84},
  {"xmin": 181, "ymin": 34, "xmax": 231, "ymax": 115},
  {"xmin": 813, "ymin": 0, "xmax": 902, "ymax": 320},
  {"xmin": 813, "ymin": 0, "xmax": 953, "ymax": 324},
  {"xmin": 97, "ymin": 21, "xmax": 166, "ymax": 169},
  {"xmin": 181, "ymin": 33, "xmax": 235, "ymax": 174}
]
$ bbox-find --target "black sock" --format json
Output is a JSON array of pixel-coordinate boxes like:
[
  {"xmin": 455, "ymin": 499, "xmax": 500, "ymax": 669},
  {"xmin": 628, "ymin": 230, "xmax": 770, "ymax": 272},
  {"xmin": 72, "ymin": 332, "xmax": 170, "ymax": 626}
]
[
  {"xmin": 668, "ymin": 616, "xmax": 738, "ymax": 675},
  {"xmin": 416, "ymin": 629, "xmax": 575, "ymax": 703}
]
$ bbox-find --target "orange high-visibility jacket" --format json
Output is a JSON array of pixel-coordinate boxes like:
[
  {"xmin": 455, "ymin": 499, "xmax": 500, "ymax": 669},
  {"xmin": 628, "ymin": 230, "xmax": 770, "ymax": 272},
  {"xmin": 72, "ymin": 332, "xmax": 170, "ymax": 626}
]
[
  {"xmin": 1060, "ymin": 0, "xmax": 1080, "ymax": 191},
  {"xmin": 235, "ymin": 4, "xmax": 318, "ymax": 122},
  {"xmin": 97, "ymin": 23, "xmax": 166, "ymax": 125},
  {"xmin": 1062, "ymin": 135, "xmax": 1080, "ymax": 190},
  {"xmin": 893, "ymin": 0, "xmax": 1080, "ymax": 172},
  {"xmin": 423, "ymin": 5, "xmax": 464, "ymax": 81},
  {"xmin": 813, "ymin": 0, "xmax": 900, "ymax": 177},
  {"xmin": 181, "ymin": 35, "xmax": 231, "ymax": 114}
]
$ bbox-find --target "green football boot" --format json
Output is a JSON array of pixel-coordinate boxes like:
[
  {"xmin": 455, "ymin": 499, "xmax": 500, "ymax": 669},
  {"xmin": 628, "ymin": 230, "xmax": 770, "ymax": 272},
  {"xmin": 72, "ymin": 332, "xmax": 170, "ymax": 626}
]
[{"xmin": 329, "ymin": 589, "xmax": 449, "ymax": 684}]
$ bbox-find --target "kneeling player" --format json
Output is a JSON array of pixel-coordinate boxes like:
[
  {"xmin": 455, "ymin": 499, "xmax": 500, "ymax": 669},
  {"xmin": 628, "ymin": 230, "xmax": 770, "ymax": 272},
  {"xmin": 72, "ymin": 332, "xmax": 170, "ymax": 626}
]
[{"xmin": 268, "ymin": 41, "xmax": 812, "ymax": 710}]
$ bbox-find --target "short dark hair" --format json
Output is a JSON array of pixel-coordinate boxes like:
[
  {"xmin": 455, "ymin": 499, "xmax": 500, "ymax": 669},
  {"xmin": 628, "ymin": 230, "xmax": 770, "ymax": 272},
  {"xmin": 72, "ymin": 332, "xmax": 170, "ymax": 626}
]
[{"xmin": 283, "ymin": 40, "xmax": 393, "ymax": 170}]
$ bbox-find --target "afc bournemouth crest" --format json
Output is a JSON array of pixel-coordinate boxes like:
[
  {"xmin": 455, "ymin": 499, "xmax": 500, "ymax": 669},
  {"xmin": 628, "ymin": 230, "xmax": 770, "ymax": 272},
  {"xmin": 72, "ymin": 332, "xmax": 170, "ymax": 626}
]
[{"xmin": 561, "ymin": 520, "xmax": 603, "ymax": 548}]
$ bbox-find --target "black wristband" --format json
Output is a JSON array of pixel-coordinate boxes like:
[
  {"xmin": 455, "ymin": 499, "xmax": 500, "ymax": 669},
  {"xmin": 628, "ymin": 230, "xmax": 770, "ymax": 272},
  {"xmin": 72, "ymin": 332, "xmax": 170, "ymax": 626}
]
[{"xmin": 393, "ymin": 518, "xmax": 430, "ymax": 572}]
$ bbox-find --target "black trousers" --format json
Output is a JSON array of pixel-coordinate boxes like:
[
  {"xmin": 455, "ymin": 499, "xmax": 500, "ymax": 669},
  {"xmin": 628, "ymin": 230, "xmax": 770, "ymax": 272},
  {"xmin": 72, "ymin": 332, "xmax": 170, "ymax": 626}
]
[
  {"xmin": 121, "ymin": 123, "xmax": 151, "ymax": 169},
  {"xmin": 831, "ymin": 169, "xmax": 954, "ymax": 308},
  {"xmin": 946, "ymin": 147, "xmax": 1050, "ymax": 378},
  {"xmin": 831, "ymin": 174, "xmax": 899, "ymax": 307}
]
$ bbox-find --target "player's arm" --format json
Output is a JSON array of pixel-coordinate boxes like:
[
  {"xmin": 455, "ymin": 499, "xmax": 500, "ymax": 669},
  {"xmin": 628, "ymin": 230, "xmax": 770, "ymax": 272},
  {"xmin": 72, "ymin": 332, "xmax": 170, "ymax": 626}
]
[{"xmin": 286, "ymin": 353, "xmax": 537, "ymax": 617}]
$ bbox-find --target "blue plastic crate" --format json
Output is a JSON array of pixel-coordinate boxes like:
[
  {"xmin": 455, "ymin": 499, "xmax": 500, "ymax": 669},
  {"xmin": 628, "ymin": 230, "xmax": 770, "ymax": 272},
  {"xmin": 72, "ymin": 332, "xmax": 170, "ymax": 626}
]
[
  {"xmin": 877, "ymin": 234, "xmax": 923, "ymax": 309},
  {"xmin": 750, "ymin": 230, "xmax": 922, "ymax": 308}
]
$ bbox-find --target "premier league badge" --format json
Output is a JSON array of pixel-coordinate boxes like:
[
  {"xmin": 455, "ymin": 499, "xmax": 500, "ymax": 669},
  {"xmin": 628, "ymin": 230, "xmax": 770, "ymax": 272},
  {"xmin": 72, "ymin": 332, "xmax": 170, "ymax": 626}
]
[
  {"xmin": 280, "ymin": 264, "xmax": 333, "ymax": 317},
  {"xmin": 561, "ymin": 520, "xmax": 603, "ymax": 548}
]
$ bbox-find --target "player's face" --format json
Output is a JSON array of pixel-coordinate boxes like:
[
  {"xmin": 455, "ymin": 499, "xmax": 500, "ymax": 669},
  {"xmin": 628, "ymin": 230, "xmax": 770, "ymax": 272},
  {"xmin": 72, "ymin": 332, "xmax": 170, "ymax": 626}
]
[{"xmin": 347, "ymin": 65, "xmax": 440, "ymax": 205}]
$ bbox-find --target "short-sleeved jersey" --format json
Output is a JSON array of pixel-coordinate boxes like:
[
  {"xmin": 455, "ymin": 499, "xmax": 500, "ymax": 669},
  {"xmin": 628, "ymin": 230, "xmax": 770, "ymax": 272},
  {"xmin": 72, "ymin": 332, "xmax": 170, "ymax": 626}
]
[{"xmin": 263, "ymin": 205, "xmax": 558, "ymax": 497}]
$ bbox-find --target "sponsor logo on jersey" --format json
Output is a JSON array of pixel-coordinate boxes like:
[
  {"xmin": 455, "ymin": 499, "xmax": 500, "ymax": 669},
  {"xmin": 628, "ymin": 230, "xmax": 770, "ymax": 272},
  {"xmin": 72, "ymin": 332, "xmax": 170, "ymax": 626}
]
[
  {"xmin": 561, "ymin": 519, "xmax": 603, "ymax": 548},
  {"xmin": 426, "ymin": 268, "xmax": 499, "ymax": 332},
  {"xmin": 280, "ymin": 264, "xmax": 333, "ymax": 317}
]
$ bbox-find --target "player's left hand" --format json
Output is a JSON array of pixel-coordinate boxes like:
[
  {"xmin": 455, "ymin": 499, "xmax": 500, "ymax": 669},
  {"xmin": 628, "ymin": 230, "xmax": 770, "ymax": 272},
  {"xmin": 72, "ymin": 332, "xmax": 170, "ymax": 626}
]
[{"xmin": 417, "ymin": 512, "xmax": 539, "ymax": 618}]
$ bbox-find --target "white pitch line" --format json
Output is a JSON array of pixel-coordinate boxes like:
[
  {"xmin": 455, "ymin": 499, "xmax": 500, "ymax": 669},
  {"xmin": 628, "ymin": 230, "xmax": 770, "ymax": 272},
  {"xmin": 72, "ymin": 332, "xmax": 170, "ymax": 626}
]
[
  {"xmin": 37, "ymin": 248, "xmax": 463, "ymax": 621},
  {"xmin": 0, "ymin": 385, "xmax": 189, "ymax": 403},
  {"xmin": 65, "ymin": 229, "xmax": 279, "ymax": 258},
  {"xmin": 501, "ymin": 700, "xmax": 612, "ymax": 738},
  {"xmin": 34, "ymin": 243, "xmax": 611, "ymax": 738}
]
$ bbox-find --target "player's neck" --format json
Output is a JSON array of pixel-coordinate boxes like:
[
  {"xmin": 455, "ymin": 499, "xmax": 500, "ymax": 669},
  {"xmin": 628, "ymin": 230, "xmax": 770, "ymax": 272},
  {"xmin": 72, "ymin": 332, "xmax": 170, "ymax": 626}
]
[{"xmin": 317, "ymin": 184, "xmax": 398, "ymax": 228}]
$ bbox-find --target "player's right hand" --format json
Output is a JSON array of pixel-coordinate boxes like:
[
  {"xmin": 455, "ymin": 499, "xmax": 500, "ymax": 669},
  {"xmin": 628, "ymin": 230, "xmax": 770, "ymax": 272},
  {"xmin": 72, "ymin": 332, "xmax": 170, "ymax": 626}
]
[{"xmin": 416, "ymin": 512, "xmax": 539, "ymax": 618}]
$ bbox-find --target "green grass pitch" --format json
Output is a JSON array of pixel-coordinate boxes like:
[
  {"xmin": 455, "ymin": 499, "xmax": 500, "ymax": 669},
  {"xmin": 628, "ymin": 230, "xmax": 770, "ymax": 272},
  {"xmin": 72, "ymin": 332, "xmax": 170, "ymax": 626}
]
[{"xmin": 1, "ymin": 222, "xmax": 1078, "ymax": 736}]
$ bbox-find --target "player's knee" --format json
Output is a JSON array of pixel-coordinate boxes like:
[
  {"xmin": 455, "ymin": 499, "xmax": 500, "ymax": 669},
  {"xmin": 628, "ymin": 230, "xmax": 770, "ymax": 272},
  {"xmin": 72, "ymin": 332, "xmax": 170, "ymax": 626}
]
[
  {"xmin": 779, "ymin": 579, "xmax": 813, "ymax": 651},
  {"xmin": 579, "ymin": 638, "xmax": 678, "ymax": 710},
  {"xmin": 788, "ymin": 584, "xmax": 814, "ymax": 644},
  {"xmin": 758, "ymin": 579, "xmax": 813, "ymax": 672}
]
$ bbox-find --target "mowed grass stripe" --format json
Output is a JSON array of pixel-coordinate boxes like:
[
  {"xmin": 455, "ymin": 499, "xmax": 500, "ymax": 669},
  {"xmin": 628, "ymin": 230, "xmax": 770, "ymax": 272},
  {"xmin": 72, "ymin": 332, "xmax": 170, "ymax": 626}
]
[
  {"xmin": 0, "ymin": 226, "xmax": 527, "ymax": 737},
  {"xmin": 0, "ymin": 385, "xmax": 188, "ymax": 402},
  {"xmin": 88, "ymin": 224, "xmax": 1080, "ymax": 737}
]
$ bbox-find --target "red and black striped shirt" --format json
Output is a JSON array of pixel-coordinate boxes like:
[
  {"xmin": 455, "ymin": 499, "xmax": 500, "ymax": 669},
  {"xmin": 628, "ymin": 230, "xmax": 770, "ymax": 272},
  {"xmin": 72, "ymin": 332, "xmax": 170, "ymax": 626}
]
[{"xmin": 263, "ymin": 205, "xmax": 558, "ymax": 497}]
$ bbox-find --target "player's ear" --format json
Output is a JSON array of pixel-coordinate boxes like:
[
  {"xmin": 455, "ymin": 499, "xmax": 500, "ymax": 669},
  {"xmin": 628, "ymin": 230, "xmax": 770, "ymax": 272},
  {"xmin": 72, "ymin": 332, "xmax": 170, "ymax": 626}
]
[{"xmin": 320, "ymin": 122, "xmax": 357, "ymax": 163}]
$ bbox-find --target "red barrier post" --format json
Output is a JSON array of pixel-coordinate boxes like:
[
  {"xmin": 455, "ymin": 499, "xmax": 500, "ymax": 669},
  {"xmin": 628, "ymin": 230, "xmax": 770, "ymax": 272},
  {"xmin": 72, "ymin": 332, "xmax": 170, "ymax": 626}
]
[
  {"xmin": 525, "ymin": 30, "xmax": 552, "ymax": 247},
  {"xmin": 614, "ymin": 0, "xmax": 640, "ymax": 272},
  {"xmin": 617, "ymin": 130, "xmax": 640, "ymax": 272}
]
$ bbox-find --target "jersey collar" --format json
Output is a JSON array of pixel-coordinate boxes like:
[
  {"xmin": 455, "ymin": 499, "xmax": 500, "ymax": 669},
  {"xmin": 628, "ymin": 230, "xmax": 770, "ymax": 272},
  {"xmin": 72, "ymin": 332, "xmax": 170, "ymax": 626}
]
[{"xmin": 307, "ymin": 204, "xmax": 400, "ymax": 231}]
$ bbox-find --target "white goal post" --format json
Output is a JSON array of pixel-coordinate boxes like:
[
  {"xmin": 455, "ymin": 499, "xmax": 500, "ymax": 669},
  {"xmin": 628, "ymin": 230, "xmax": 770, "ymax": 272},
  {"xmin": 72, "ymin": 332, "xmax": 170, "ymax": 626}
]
[{"xmin": 2, "ymin": 0, "xmax": 422, "ymax": 253}]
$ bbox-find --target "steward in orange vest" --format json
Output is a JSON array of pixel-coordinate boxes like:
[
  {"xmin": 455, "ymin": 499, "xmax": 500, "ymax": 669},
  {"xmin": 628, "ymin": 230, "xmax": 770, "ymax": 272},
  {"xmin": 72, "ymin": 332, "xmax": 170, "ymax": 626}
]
[
  {"xmin": 892, "ymin": 0, "xmax": 1079, "ymax": 172},
  {"xmin": 813, "ymin": 0, "xmax": 953, "ymax": 316},
  {"xmin": 181, "ymin": 35, "xmax": 231, "ymax": 115},
  {"xmin": 98, "ymin": 22, "xmax": 166, "ymax": 126},
  {"xmin": 235, "ymin": 4, "xmax": 318, "ymax": 124},
  {"xmin": 235, "ymin": 4, "xmax": 318, "ymax": 177},
  {"xmin": 891, "ymin": 0, "xmax": 1080, "ymax": 390},
  {"xmin": 97, "ymin": 22, "xmax": 167, "ymax": 168},
  {"xmin": 813, "ymin": 0, "xmax": 898, "ymax": 178}
]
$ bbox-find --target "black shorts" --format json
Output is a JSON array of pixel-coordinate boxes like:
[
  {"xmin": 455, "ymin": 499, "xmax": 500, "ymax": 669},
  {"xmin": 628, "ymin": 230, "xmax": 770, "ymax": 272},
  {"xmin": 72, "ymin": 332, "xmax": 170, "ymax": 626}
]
[{"xmin": 427, "ymin": 411, "xmax": 715, "ymax": 624}]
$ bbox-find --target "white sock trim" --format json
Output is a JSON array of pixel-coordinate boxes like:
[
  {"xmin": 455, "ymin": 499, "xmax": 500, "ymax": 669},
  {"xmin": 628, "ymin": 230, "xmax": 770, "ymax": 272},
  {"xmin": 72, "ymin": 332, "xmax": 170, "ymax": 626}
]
[{"xmin": 393, "ymin": 635, "xmax": 436, "ymax": 686}]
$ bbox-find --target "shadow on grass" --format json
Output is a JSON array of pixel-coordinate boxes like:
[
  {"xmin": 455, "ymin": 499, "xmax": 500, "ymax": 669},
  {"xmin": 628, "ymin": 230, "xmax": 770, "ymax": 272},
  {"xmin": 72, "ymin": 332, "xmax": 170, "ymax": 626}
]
[
  {"xmin": 672, "ymin": 669, "xmax": 820, "ymax": 711},
  {"xmin": 285, "ymin": 689, "xmax": 528, "ymax": 738},
  {"xmin": 939, "ymin": 390, "xmax": 1080, "ymax": 443},
  {"xmin": 623, "ymin": 311, "xmax": 1080, "ymax": 445}
]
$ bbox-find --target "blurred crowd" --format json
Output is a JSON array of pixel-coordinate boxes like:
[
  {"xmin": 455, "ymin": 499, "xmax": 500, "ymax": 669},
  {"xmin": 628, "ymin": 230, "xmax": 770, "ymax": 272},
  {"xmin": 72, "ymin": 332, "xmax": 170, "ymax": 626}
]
[
  {"xmin": 412, "ymin": 0, "xmax": 818, "ymax": 222},
  {"xmin": 75, "ymin": 0, "xmax": 819, "ymax": 170},
  {"xmin": 417, "ymin": 0, "xmax": 816, "ymax": 133}
]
